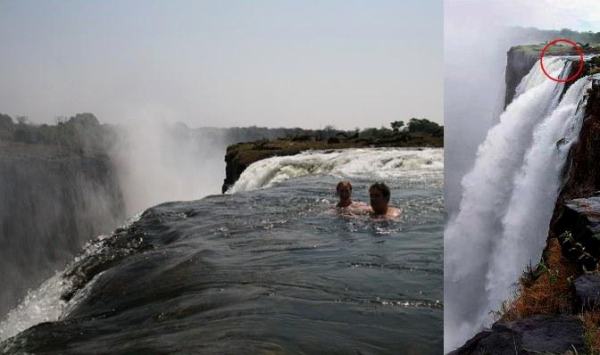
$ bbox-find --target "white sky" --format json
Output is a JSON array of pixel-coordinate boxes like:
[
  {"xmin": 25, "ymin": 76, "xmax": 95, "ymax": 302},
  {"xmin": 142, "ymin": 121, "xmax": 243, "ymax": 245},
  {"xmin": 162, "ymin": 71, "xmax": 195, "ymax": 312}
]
[
  {"xmin": 0, "ymin": 0, "xmax": 443, "ymax": 129},
  {"xmin": 447, "ymin": 0, "xmax": 600, "ymax": 33}
]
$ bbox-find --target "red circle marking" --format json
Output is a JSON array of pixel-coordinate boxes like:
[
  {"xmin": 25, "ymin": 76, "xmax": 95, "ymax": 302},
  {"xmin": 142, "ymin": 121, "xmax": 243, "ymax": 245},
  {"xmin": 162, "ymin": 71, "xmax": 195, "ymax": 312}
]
[{"xmin": 540, "ymin": 38, "xmax": 585, "ymax": 83}]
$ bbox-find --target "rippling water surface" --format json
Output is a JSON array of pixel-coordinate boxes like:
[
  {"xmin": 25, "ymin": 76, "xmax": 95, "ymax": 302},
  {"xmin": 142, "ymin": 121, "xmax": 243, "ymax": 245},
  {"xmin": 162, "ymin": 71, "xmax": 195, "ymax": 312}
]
[{"xmin": 1, "ymin": 148, "xmax": 443, "ymax": 354}]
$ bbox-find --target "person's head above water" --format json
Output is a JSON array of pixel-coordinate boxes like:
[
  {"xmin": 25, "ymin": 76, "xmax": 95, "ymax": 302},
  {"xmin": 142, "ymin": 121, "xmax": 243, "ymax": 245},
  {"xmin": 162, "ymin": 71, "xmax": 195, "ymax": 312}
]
[
  {"xmin": 369, "ymin": 182, "xmax": 391, "ymax": 215},
  {"xmin": 336, "ymin": 180, "xmax": 353, "ymax": 207}
]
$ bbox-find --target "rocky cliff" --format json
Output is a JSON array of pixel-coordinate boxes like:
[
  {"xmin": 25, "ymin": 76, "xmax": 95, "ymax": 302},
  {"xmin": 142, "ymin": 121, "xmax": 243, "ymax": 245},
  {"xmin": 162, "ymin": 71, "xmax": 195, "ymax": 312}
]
[
  {"xmin": 504, "ymin": 44, "xmax": 600, "ymax": 109},
  {"xmin": 504, "ymin": 46, "xmax": 540, "ymax": 108},
  {"xmin": 221, "ymin": 127, "xmax": 443, "ymax": 193},
  {"xmin": 453, "ymin": 51, "xmax": 600, "ymax": 354},
  {"xmin": 0, "ymin": 115, "xmax": 126, "ymax": 317}
]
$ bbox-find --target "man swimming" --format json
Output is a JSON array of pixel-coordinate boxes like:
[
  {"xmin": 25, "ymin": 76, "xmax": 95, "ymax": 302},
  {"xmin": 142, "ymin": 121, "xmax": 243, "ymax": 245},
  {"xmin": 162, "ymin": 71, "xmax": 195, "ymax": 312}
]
[
  {"xmin": 336, "ymin": 180, "xmax": 354, "ymax": 208},
  {"xmin": 368, "ymin": 182, "xmax": 401, "ymax": 218},
  {"xmin": 335, "ymin": 181, "xmax": 369, "ymax": 211}
]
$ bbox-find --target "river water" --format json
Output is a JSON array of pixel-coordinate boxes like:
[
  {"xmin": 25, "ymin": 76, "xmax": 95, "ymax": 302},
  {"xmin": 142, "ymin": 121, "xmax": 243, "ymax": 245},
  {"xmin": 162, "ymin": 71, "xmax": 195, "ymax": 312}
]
[{"xmin": 1, "ymin": 148, "xmax": 443, "ymax": 354}]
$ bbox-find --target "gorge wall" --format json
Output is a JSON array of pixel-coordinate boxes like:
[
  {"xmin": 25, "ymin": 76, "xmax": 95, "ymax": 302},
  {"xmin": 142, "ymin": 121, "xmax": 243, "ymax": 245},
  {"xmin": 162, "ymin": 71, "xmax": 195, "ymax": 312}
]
[
  {"xmin": 452, "ymin": 46, "xmax": 600, "ymax": 354},
  {"xmin": 504, "ymin": 46, "xmax": 540, "ymax": 108},
  {"xmin": 0, "ymin": 139, "xmax": 125, "ymax": 317}
]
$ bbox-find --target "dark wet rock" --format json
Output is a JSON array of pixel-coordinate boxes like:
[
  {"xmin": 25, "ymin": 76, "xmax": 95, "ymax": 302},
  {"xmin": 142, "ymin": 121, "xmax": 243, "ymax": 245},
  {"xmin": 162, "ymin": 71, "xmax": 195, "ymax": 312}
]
[
  {"xmin": 450, "ymin": 315, "xmax": 586, "ymax": 355},
  {"xmin": 505, "ymin": 46, "xmax": 540, "ymax": 108},
  {"xmin": 59, "ymin": 223, "xmax": 154, "ymax": 303},
  {"xmin": 554, "ymin": 196, "xmax": 600, "ymax": 271},
  {"xmin": 550, "ymin": 79, "xmax": 600, "ymax": 210},
  {"xmin": 563, "ymin": 196, "xmax": 600, "ymax": 236},
  {"xmin": 574, "ymin": 274, "xmax": 600, "ymax": 310},
  {"xmin": 578, "ymin": 252, "xmax": 598, "ymax": 271},
  {"xmin": 549, "ymin": 79, "xmax": 600, "ymax": 271}
]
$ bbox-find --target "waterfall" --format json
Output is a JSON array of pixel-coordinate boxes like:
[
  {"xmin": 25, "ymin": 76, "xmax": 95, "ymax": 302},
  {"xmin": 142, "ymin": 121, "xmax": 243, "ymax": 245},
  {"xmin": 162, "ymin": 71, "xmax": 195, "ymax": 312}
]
[
  {"xmin": 444, "ymin": 57, "xmax": 592, "ymax": 351},
  {"xmin": 227, "ymin": 148, "xmax": 443, "ymax": 193}
]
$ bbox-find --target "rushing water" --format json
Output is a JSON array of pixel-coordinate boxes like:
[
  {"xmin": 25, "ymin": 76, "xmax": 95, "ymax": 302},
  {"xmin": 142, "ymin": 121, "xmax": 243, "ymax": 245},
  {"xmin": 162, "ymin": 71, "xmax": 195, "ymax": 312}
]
[
  {"xmin": 444, "ymin": 56, "xmax": 595, "ymax": 351},
  {"xmin": 0, "ymin": 148, "xmax": 443, "ymax": 354}
]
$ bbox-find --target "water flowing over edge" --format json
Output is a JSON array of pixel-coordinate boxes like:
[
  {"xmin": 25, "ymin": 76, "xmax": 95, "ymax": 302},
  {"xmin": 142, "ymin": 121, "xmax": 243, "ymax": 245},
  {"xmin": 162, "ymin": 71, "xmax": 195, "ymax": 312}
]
[
  {"xmin": 228, "ymin": 148, "xmax": 443, "ymax": 193},
  {"xmin": 444, "ymin": 57, "xmax": 594, "ymax": 351},
  {"xmin": 1, "ymin": 147, "xmax": 443, "ymax": 343},
  {"xmin": 0, "ymin": 212, "xmax": 143, "ymax": 342}
]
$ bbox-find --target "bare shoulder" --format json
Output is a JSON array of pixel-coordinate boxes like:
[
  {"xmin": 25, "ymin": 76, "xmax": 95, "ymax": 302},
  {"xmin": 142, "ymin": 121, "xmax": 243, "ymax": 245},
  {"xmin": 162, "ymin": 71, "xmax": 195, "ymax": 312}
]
[
  {"xmin": 387, "ymin": 207, "xmax": 402, "ymax": 218},
  {"xmin": 351, "ymin": 201, "xmax": 371, "ymax": 213}
]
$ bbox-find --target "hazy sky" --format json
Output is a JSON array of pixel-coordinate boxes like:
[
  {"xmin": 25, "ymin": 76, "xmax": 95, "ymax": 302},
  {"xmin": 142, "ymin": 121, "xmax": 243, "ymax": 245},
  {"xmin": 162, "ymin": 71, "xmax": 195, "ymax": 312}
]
[
  {"xmin": 0, "ymin": 0, "xmax": 442, "ymax": 129},
  {"xmin": 447, "ymin": 0, "xmax": 600, "ymax": 33}
]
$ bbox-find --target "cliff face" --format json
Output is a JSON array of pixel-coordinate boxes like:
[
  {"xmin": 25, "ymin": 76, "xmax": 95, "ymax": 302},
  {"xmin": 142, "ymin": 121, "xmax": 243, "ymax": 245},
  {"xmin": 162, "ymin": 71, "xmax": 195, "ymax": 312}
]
[
  {"xmin": 555, "ymin": 79, "xmax": 600, "ymax": 202},
  {"xmin": 0, "ymin": 141, "xmax": 125, "ymax": 317},
  {"xmin": 504, "ymin": 46, "xmax": 540, "ymax": 108},
  {"xmin": 549, "ymin": 78, "xmax": 600, "ymax": 270},
  {"xmin": 504, "ymin": 45, "xmax": 600, "ymax": 109},
  {"xmin": 453, "ymin": 57, "xmax": 600, "ymax": 354}
]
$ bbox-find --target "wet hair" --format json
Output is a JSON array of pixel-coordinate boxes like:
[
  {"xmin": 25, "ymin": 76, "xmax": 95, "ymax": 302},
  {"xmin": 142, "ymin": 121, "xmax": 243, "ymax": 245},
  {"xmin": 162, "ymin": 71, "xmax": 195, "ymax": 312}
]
[
  {"xmin": 369, "ymin": 182, "xmax": 390, "ymax": 202},
  {"xmin": 336, "ymin": 181, "xmax": 352, "ymax": 193}
]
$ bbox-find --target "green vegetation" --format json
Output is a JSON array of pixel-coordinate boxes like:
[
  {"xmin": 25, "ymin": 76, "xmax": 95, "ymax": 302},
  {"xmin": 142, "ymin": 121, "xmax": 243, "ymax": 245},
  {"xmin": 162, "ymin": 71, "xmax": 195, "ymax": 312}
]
[
  {"xmin": 207, "ymin": 118, "xmax": 442, "ymax": 145},
  {"xmin": 0, "ymin": 113, "xmax": 116, "ymax": 154},
  {"xmin": 407, "ymin": 118, "xmax": 444, "ymax": 136},
  {"xmin": 358, "ymin": 118, "xmax": 442, "ymax": 140},
  {"xmin": 512, "ymin": 27, "xmax": 600, "ymax": 46},
  {"xmin": 226, "ymin": 118, "xmax": 443, "ymax": 168},
  {"xmin": 390, "ymin": 120, "xmax": 404, "ymax": 132},
  {"xmin": 508, "ymin": 28, "xmax": 600, "ymax": 67},
  {"xmin": 0, "ymin": 112, "xmax": 443, "ymax": 158},
  {"xmin": 512, "ymin": 42, "xmax": 600, "ymax": 57}
]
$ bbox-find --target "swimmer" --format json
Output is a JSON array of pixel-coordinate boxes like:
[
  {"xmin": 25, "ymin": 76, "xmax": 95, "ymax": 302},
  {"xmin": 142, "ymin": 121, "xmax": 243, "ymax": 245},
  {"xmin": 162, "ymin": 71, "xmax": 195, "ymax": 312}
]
[
  {"xmin": 335, "ymin": 181, "xmax": 369, "ymax": 212},
  {"xmin": 336, "ymin": 180, "xmax": 353, "ymax": 208},
  {"xmin": 368, "ymin": 182, "xmax": 402, "ymax": 218}
]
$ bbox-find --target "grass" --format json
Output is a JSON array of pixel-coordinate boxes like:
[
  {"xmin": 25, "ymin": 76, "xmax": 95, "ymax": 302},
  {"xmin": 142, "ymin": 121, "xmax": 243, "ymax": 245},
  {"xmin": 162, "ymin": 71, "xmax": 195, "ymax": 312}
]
[
  {"xmin": 499, "ymin": 238, "xmax": 578, "ymax": 321},
  {"xmin": 582, "ymin": 309, "xmax": 600, "ymax": 354},
  {"xmin": 495, "ymin": 237, "xmax": 600, "ymax": 354}
]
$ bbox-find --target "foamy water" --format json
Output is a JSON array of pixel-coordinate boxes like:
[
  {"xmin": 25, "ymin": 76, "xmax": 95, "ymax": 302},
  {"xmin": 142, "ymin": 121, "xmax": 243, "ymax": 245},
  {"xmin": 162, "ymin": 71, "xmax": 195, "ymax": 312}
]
[
  {"xmin": 229, "ymin": 148, "xmax": 443, "ymax": 193},
  {"xmin": 0, "ymin": 212, "xmax": 142, "ymax": 342}
]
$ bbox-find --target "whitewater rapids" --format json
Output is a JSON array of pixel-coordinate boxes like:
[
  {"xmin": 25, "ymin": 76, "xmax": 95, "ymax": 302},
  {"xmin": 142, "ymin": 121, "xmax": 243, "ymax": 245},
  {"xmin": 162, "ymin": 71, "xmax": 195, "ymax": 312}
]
[{"xmin": 228, "ymin": 148, "xmax": 443, "ymax": 193}]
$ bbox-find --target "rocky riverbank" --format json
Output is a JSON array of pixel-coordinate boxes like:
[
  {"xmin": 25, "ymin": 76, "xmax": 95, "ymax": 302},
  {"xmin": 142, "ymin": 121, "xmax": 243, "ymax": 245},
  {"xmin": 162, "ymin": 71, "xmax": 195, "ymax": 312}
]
[{"xmin": 221, "ymin": 124, "xmax": 443, "ymax": 192}]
